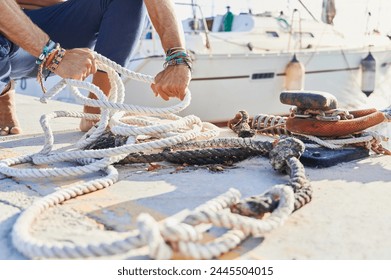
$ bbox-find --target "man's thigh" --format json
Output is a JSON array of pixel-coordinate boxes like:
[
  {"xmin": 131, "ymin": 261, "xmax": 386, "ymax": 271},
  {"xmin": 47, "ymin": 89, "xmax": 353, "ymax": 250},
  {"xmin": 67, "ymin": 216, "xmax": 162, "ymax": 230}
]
[
  {"xmin": 25, "ymin": 0, "xmax": 104, "ymax": 49},
  {"xmin": 25, "ymin": 0, "xmax": 146, "ymax": 65},
  {"xmin": 4, "ymin": 0, "xmax": 145, "ymax": 81}
]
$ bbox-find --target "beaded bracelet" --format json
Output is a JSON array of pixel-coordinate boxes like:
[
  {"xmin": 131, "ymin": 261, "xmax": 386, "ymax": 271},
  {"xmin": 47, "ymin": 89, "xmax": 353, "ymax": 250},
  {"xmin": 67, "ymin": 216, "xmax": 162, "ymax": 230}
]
[
  {"xmin": 164, "ymin": 47, "xmax": 193, "ymax": 72},
  {"xmin": 165, "ymin": 51, "xmax": 188, "ymax": 62},
  {"xmin": 164, "ymin": 57, "xmax": 193, "ymax": 72}
]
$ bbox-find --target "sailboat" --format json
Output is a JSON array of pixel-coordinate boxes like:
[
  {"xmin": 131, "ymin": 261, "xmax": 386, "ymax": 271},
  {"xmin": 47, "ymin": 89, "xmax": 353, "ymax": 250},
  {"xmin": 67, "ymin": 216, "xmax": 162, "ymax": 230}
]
[
  {"xmin": 122, "ymin": 0, "xmax": 391, "ymax": 124},
  {"xmin": 15, "ymin": 1, "xmax": 391, "ymax": 124}
]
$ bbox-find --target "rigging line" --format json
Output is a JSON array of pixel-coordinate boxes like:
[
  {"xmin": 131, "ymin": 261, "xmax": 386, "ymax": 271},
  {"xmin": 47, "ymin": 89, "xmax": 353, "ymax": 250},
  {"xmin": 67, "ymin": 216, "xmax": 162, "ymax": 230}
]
[
  {"xmin": 339, "ymin": 47, "xmax": 362, "ymax": 89},
  {"xmin": 297, "ymin": 0, "xmax": 319, "ymax": 22},
  {"xmin": 302, "ymin": 24, "xmax": 330, "ymax": 67},
  {"xmin": 376, "ymin": 0, "xmax": 382, "ymax": 31},
  {"xmin": 128, "ymin": 55, "xmax": 164, "ymax": 62}
]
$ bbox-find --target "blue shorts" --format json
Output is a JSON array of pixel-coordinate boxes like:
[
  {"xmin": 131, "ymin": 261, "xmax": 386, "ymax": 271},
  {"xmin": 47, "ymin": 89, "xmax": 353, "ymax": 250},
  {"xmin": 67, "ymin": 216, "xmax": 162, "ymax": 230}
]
[{"xmin": 0, "ymin": 0, "xmax": 146, "ymax": 92}]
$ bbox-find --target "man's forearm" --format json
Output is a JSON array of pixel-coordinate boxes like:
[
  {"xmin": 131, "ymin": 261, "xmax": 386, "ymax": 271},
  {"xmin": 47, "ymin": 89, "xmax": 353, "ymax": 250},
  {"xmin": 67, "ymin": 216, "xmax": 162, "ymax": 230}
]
[
  {"xmin": 0, "ymin": 0, "xmax": 49, "ymax": 57},
  {"xmin": 144, "ymin": 0, "xmax": 185, "ymax": 52}
]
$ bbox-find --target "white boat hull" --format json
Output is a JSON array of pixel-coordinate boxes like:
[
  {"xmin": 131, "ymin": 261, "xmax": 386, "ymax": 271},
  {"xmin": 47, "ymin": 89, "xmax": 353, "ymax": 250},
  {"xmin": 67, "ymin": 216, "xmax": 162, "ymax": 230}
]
[{"xmin": 124, "ymin": 46, "xmax": 391, "ymax": 123}]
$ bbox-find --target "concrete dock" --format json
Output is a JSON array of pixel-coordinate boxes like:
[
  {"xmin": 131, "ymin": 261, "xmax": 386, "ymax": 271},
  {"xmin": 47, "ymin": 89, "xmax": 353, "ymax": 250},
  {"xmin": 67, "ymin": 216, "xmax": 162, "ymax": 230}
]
[{"xmin": 0, "ymin": 93, "xmax": 390, "ymax": 260}]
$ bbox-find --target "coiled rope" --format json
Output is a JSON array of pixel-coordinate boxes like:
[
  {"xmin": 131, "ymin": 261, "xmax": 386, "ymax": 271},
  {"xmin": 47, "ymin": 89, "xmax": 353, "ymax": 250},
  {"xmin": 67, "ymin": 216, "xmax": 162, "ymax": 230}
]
[{"xmin": 0, "ymin": 52, "xmax": 305, "ymax": 259}]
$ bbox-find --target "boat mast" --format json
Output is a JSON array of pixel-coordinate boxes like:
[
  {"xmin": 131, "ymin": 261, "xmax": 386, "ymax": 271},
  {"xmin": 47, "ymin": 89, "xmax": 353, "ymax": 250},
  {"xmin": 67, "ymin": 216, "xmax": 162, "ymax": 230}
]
[
  {"xmin": 190, "ymin": 0, "xmax": 198, "ymax": 30},
  {"xmin": 191, "ymin": 0, "xmax": 197, "ymax": 18}
]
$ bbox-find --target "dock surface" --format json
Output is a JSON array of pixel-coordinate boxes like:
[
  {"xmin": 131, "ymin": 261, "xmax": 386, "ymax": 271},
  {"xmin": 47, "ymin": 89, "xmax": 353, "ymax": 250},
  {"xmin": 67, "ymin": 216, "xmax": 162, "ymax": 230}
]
[{"xmin": 0, "ymin": 93, "xmax": 390, "ymax": 260}]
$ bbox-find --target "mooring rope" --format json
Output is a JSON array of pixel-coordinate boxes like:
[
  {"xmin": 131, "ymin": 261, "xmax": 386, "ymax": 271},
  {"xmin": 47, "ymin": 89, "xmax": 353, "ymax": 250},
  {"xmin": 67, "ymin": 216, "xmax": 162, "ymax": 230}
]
[
  {"xmin": 0, "ymin": 52, "xmax": 307, "ymax": 259},
  {"xmin": 231, "ymin": 110, "xmax": 390, "ymax": 154}
]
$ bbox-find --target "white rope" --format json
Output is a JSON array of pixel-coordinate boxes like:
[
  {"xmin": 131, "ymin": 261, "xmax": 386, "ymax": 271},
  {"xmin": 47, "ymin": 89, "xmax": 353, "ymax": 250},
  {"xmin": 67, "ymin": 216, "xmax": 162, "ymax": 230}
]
[
  {"xmin": 295, "ymin": 132, "xmax": 386, "ymax": 150},
  {"xmin": 177, "ymin": 185, "xmax": 294, "ymax": 259},
  {"xmin": 11, "ymin": 184, "xmax": 293, "ymax": 259},
  {"xmin": 0, "ymin": 53, "xmax": 294, "ymax": 259}
]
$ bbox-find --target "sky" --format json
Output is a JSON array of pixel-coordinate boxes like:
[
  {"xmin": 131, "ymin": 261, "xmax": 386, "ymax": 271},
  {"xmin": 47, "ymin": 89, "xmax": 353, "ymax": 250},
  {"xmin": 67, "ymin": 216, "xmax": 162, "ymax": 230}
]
[{"xmin": 175, "ymin": 0, "xmax": 391, "ymax": 36}]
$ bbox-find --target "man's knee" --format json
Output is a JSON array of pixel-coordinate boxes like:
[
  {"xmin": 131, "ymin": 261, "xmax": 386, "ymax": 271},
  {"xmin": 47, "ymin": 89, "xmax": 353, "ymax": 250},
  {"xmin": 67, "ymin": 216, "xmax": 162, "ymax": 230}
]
[{"xmin": 94, "ymin": 0, "xmax": 146, "ymax": 66}]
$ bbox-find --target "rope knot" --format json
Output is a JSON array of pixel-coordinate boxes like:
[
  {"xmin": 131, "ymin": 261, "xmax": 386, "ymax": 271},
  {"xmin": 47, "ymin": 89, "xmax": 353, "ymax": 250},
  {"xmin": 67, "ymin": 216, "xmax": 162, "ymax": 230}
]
[
  {"xmin": 161, "ymin": 218, "xmax": 202, "ymax": 242},
  {"xmin": 230, "ymin": 192, "xmax": 278, "ymax": 218},
  {"xmin": 227, "ymin": 110, "xmax": 255, "ymax": 138},
  {"xmin": 269, "ymin": 137, "xmax": 305, "ymax": 172},
  {"xmin": 137, "ymin": 213, "xmax": 173, "ymax": 260}
]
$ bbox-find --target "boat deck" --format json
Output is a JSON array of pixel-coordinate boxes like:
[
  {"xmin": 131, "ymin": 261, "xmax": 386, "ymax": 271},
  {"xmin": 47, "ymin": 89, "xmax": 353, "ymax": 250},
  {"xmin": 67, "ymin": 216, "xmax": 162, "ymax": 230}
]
[{"xmin": 0, "ymin": 93, "xmax": 390, "ymax": 260}]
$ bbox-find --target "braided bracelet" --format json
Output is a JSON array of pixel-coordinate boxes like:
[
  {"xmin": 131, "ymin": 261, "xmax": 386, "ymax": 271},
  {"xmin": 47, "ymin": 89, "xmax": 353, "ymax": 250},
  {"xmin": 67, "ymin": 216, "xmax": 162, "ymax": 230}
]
[
  {"xmin": 164, "ymin": 47, "xmax": 193, "ymax": 72},
  {"xmin": 46, "ymin": 48, "xmax": 66, "ymax": 72},
  {"xmin": 36, "ymin": 39, "xmax": 57, "ymax": 65},
  {"xmin": 165, "ymin": 51, "xmax": 188, "ymax": 61},
  {"xmin": 164, "ymin": 57, "xmax": 193, "ymax": 72},
  {"xmin": 37, "ymin": 45, "xmax": 66, "ymax": 93},
  {"xmin": 165, "ymin": 47, "xmax": 187, "ymax": 56}
]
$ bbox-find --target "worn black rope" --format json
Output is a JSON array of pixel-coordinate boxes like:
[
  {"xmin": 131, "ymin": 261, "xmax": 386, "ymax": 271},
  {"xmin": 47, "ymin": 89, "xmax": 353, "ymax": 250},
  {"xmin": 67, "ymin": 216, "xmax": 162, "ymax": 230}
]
[
  {"xmin": 85, "ymin": 130, "xmax": 128, "ymax": 148},
  {"xmin": 169, "ymin": 137, "xmax": 274, "ymax": 151},
  {"xmin": 231, "ymin": 138, "xmax": 312, "ymax": 216},
  {"xmin": 119, "ymin": 147, "xmax": 266, "ymax": 165},
  {"xmin": 286, "ymin": 157, "xmax": 312, "ymax": 210},
  {"xmin": 85, "ymin": 132, "xmax": 274, "ymax": 165},
  {"xmin": 85, "ymin": 132, "xmax": 312, "ymax": 218}
]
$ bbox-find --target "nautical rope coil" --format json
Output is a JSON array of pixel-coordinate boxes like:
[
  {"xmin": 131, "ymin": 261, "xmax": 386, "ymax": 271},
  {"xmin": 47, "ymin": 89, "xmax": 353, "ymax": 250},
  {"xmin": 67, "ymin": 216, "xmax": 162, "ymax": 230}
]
[
  {"xmin": 0, "ymin": 53, "xmax": 310, "ymax": 259},
  {"xmin": 230, "ymin": 109, "xmax": 390, "ymax": 155}
]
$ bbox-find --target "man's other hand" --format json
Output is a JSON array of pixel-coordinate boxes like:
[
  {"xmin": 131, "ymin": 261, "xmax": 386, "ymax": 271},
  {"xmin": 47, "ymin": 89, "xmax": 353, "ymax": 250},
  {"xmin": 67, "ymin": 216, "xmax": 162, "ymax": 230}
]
[
  {"xmin": 151, "ymin": 65, "xmax": 191, "ymax": 101},
  {"xmin": 54, "ymin": 48, "xmax": 97, "ymax": 80}
]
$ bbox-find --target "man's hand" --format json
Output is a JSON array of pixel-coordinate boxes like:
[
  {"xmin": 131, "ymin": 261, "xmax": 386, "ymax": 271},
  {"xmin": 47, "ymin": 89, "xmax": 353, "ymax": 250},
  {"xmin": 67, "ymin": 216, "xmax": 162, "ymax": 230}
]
[
  {"xmin": 54, "ymin": 48, "xmax": 97, "ymax": 80},
  {"xmin": 143, "ymin": 0, "xmax": 190, "ymax": 101},
  {"xmin": 151, "ymin": 65, "xmax": 191, "ymax": 101}
]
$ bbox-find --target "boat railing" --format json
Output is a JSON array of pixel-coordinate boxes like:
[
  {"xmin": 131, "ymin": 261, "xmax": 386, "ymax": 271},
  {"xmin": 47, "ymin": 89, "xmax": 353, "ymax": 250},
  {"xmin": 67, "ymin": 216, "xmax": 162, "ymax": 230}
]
[
  {"xmin": 287, "ymin": 9, "xmax": 303, "ymax": 52},
  {"xmin": 175, "ymin": 2, "xmax": 211, "ymax": 49}
]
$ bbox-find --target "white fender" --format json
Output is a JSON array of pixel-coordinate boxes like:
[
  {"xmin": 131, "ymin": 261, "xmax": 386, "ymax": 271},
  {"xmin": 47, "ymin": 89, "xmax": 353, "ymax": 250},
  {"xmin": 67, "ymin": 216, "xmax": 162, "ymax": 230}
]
[{"xmin": 284, "ymin": 54, "xmax": 305, "ymax": 90}]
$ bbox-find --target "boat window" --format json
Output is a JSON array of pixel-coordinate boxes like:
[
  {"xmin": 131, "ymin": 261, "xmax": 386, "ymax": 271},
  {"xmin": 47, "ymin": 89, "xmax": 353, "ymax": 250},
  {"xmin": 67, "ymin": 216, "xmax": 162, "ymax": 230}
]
[
  {"xmin": 188, "ymin": 19, "xmax": 204, "ymax": 31},
  {"xmin": 251, "ymin": 72, "xmax": 275, "ymax": 80},
  {"xmin": 187, "ymin": 17, "xmax": 214, "ymax": 31},
  {"xmin": 206, "ymin": 18, "xmax": 214, "ymax": 31},
  {"xmin": 293, "ymin": 32, "xmax": 314, "ymax": 38},
  {"xmin": 266, "ymin": 31, "xmax": 279, "ymax": 38}
]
